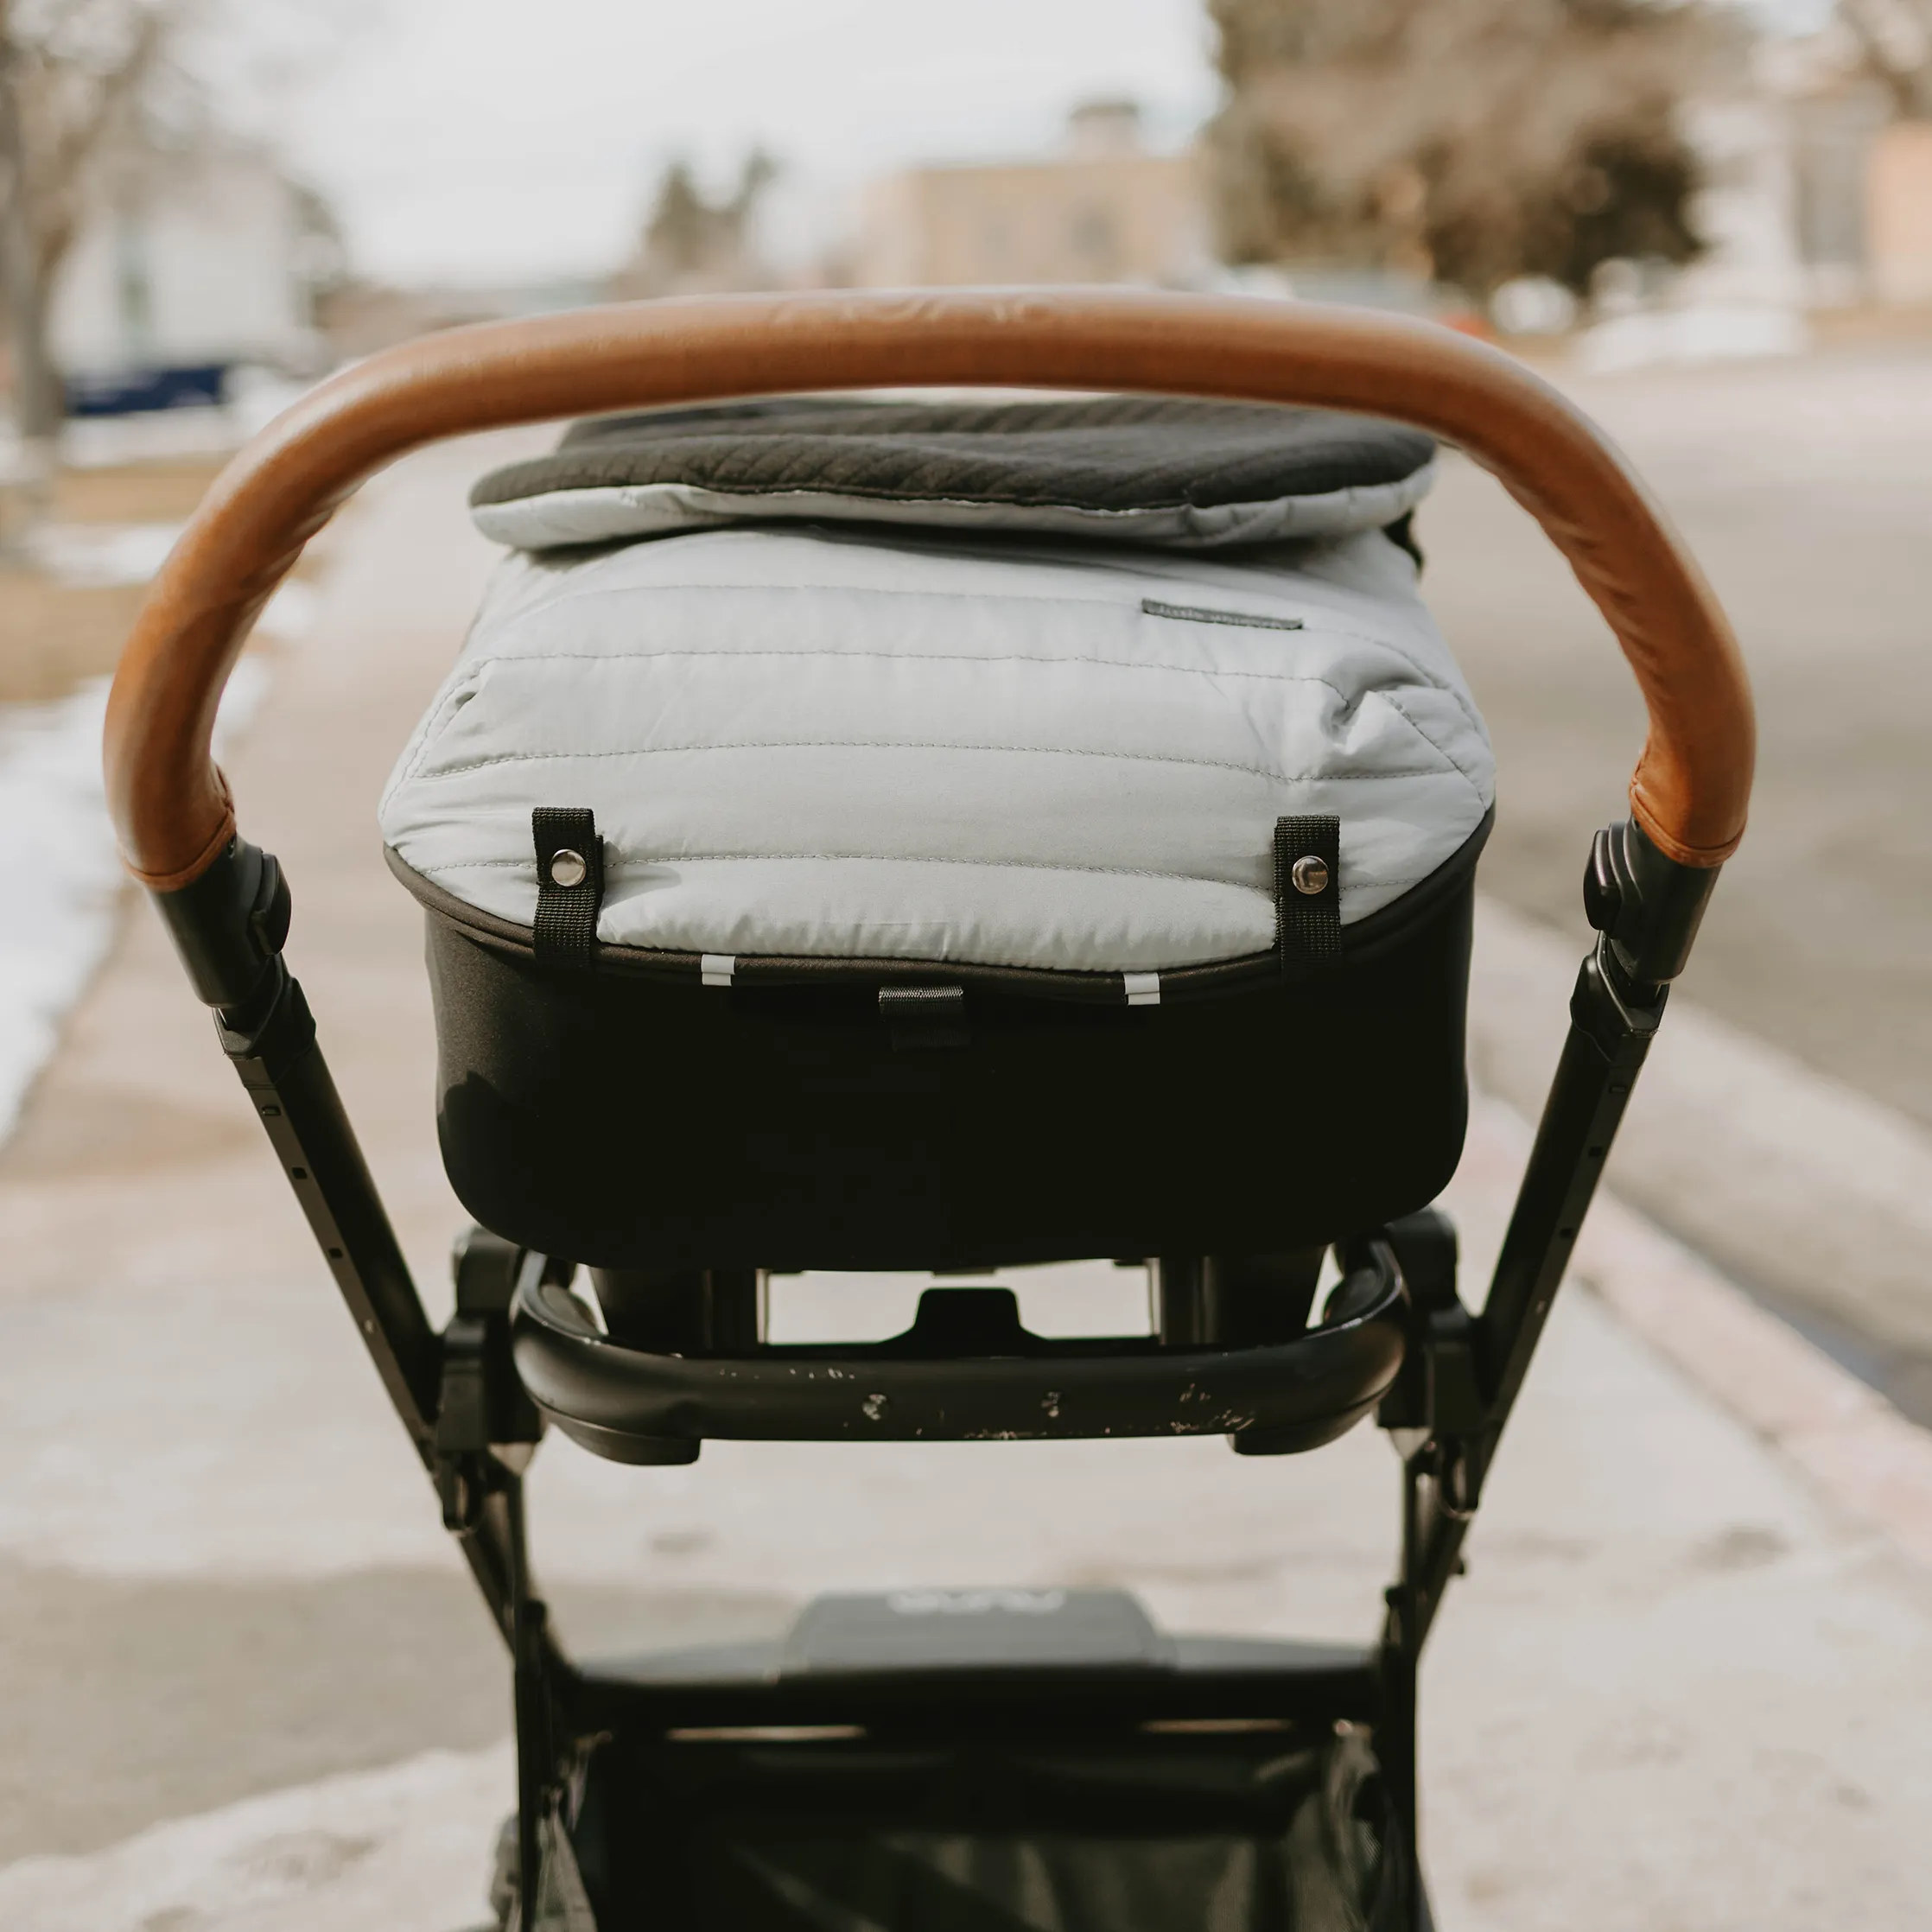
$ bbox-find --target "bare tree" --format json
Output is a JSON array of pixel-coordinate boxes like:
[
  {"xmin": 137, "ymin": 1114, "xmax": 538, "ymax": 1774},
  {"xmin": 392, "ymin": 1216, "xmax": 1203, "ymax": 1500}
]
[
  {"xmin": 1841, "ymin": 0, "xmax": 1932, "ymax": 116},
  {"xmin": 1205, "ymin": 0, "xmax": 1735, "ymax": 302},
  {"xmin": 0, "ymin": 0, "xmax": 184, "ymax": 504},
  {"xmin": 615, "ymin": 149, "xmax": 779, "ymax": 298}
]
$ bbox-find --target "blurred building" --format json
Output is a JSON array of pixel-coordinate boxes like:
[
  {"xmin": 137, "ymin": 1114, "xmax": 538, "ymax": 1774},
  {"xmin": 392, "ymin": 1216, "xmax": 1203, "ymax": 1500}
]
[
  {"xmin": 856, "ymin": 102, "xmax": 1211, "ymax": 289},
  {"xmin": 1865, "ymin": 121, "xmax": 1932, "ymax": 302},
  {"xmin": 1551, "ymin": 28, "xmax": 1932, "ymax": 340},
  {"xmin": 1753, "ymin": 25, "xmax": 1932, "ymax": 309},
  {"xmin": 50, "ymin": 143, "xmax": 342, "ymax": 384}
]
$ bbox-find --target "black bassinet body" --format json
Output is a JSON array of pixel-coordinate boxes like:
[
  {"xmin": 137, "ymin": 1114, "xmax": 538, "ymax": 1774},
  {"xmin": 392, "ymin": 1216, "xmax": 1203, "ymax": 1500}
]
[
  {"xmin": 382, "ymin": 398, "xmax": 1493, "ymax": 1271},
  {"xmin": 415, "ymin": 876, "xmax": 1475, "ymax": 1271}
]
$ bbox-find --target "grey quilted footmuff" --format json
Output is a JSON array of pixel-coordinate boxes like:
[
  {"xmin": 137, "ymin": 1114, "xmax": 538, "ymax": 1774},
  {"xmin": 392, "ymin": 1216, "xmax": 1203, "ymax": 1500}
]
[{"xmin": 381, "ymin": 397, "xmax": 1492, "ymax": 978}]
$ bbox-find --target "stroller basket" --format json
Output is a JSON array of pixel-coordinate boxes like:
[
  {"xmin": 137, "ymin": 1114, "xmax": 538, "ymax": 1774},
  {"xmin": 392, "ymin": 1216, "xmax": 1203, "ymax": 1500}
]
[
  {"xmin": 562, "ymin": 1587, "xmax": 1398, "ymax": 1932},
  {"xmin": 105, "ymin": 289, "xmax": 1753, "ymax": 1931}
]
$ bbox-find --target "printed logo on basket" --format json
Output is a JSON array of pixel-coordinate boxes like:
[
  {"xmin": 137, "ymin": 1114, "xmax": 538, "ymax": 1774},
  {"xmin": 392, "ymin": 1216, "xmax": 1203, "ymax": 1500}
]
[{"xmin": 887, "ymin": 1588, "xmax": 1068, "ymax": 1617}]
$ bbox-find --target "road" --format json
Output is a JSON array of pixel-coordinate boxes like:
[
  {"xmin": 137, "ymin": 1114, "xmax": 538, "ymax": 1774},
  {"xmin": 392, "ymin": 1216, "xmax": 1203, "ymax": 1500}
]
[
  {"xmin": 1431, "ymin": 340, "xmax": 1932, "ymax": 1133},
  {"xmin": 2, "ymin": 346, "xmax": 1932, "ymax": 1929}
]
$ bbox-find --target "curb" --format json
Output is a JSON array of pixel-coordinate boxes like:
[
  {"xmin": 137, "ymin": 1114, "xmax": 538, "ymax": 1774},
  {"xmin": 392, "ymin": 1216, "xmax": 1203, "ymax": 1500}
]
[
  {"xmin": 1466, "ymin": 894, "xmax": 1932, "ymax": 1568},
  {"xmin": 1577, "ymin": 1182, "xmax": 1932, "ymax": 1572},
  {"xmin": 1467, "ymin": 1089, "xmax": 1932, "ymax": 1573}
]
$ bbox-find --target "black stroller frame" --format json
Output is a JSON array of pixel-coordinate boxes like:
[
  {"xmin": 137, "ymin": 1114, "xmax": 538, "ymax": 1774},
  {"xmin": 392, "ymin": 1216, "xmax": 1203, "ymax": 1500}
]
[{"xmin": 104, "ymin": 291, "xmax": 1754, "ymax": 1929}]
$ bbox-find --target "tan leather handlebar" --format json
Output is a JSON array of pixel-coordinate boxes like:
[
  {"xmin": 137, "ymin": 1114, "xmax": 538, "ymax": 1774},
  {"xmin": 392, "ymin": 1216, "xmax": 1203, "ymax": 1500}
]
[{"xmin": 104, "ymin": 289, "xmax": 1752, "ymax": 889}]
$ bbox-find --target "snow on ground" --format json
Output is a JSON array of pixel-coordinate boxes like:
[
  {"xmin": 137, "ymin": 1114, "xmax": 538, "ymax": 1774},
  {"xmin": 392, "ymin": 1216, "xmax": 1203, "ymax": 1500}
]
[
  {"xmin": 0, "ymin": 570, "xmax": 311, "ymax": 1147},
  {"xmin": 0, "ymin": 1746, "xmax": 510, "ymax": 1932},
  {"xmin": 26, "ymin": 520, "xmax": 324, "ymax": 641},
  {"xmin": 0, "ymin": 682, "xmax": 127, "ymax": 1145},
  {"xmin": 3, "ymin": 373, "xmax": 317, "ymax": 480},
  {"xmin": 24, "ymin": 524, "xmax": 184, "ymax": 588}
]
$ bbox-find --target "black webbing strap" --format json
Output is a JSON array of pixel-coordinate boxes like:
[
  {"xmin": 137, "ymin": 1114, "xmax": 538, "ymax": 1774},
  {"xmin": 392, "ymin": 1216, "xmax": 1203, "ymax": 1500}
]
[
  {"xmin": 1274, "ymin": 814, "xmax": 1341, "ymax": 975},
  {"xmin": 531, "ymin": 807, "xmax": 604, "ymax": 969}
]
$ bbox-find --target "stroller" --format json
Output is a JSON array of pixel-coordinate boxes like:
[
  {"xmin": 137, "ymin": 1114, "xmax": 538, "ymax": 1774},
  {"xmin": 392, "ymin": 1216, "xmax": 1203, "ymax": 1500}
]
[{"xmin": 103, "ymin": 291, "xmax": 1753, "ymax": 1929}]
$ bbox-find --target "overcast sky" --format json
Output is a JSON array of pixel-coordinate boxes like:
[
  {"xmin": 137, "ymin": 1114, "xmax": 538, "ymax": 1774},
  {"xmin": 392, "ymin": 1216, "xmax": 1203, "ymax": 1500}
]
[
  {"xmin": 276, "ymin": 0, "xmax": 1220, "ymax": 286},
  {"xmin": 269, "ymin": 0, "xmax": 1839, "ymax": 289}
]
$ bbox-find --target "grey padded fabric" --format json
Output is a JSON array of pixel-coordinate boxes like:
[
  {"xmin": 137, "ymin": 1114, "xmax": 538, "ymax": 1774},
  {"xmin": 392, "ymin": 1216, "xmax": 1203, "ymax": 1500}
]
[
  {"xmin": 472, "ymin": 469, "xmax": 1438, "ymax": 552},
  {"xmin": 468, "ymin": 396, "xmax": 1439, "ymax": 552},
  {"xmin": 379, "ymin": 518, "xmax": 1494, "ymax": 975}
]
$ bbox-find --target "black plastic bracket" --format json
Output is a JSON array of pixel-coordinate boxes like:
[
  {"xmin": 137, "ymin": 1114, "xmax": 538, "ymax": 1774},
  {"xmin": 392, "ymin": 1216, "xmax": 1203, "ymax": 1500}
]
[
  {"xmin": 435, "ymin": 1230, "xmax": 546, "ymax": 1531},
  {"xmin": 152, "ymin": 836, "xmax": 291, "ymax": 1014},
  {"xmin": 1377, "ymin": 1210, "xmax": 1485, "ymax": 1516},
  {"xmin": 1585, "ymin": 816, "xmax": 1719, "ymax": 991}
]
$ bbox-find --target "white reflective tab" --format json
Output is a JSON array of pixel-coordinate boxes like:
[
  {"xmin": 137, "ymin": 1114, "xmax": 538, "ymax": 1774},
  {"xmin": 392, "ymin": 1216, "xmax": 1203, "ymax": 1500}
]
[
  {"xmin": 1123, "ymin": 971, "xmax": 1161, "ymax": 1007},
  {"xmin": 700, "ymin": 953, "xmax": 736, "ymax": 987}
]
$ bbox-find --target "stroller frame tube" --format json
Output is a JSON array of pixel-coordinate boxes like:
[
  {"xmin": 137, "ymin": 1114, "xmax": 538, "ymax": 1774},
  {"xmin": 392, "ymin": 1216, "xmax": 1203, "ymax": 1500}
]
[{"xmin": 104, "ymin": 293, "xmax": 1752, "ymax": 1929}]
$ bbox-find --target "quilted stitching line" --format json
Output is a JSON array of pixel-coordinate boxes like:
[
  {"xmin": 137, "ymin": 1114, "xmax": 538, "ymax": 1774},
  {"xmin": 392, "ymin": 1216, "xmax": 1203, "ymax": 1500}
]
[
  {"xmin": 429, "ymin": 652, "xmax": 1495, "ymax": 779},
  {"xmin": 423, "ymin": 852, "xmax": 1284, "ymax": 889},
  {"xmin": 418, "ymin": 740, "xmax": 1471, "ymax": 785},
  {"xmin": 474, "ymin": 575, "xmax": 1469, "ymax": 698},
  {"xmin": 1373, "ymin": 687, "xmax": 1492, "ymax": 801},
  {"xmin": 444, "ymin": 645, "xmax": 1370, "ymax": 698},
  {"xmin": 389, "ymin": 675, "xmax": 484, "ymax": 795}
]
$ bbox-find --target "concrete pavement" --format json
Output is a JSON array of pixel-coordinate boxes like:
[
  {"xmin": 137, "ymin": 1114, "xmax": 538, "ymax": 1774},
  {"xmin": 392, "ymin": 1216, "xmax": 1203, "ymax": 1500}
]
[
  {"xmin": 1427, "ymin": 343, "xmax": 1932, "ymax": 1408},
  {"xmin": 3, "ymin": 353, "xmax": 1932, "ymax": 1928}
]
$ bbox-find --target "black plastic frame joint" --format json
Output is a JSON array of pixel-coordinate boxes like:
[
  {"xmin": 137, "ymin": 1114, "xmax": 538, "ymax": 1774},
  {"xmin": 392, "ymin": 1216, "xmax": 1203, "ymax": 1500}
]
[
  {"xmin": 453, "ymin": 1225, "xmax": 524, "ymax": 1317},
  {"xmin": 435, "ymin": 1447, "xmax": 492, "ymax": 1534},
  {"xmin": 1383, "ymin": 1209, "xmax": 1458, "ymax": 1313},
  {"xmin": 1570, "ymin": 942, "xmax": 1665, "ymax": 1063},
  {"xmin": 1585, "ymin": 817, "xmax": 1720, "ymax": 990},
  {"xmin": 1376, "ymin": 1211, "xmax": 1483, "ymax": 1474},
  {"xmin": 152, "ymin": 836, "xmax": 292, "ymax": 1011},
  {"xmin": 215, "ymin": 963, "xmax": 315, "ymax": 1067},
  {"xmin": 435, "ymin": 1257, "xmax": 545, "ymax": 1459}
]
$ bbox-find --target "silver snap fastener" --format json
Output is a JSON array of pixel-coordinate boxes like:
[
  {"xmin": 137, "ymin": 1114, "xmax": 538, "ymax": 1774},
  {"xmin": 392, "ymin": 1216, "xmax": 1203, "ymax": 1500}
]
[
  {"xmin": 549, "ymin": 848, "xmax": 588, "ymax": 889},
  {"xmin": 1291, "ymin": 854, "xmax": 1330, "ymax": 896}
]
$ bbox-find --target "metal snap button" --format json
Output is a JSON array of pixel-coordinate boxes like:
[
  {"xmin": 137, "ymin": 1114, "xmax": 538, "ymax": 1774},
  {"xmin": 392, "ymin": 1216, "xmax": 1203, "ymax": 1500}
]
[
  {"xmin": 1291, "ymin": 854, "xmax": 1330, "ymax": 896},
  {"xmin": 549, "ymin": 848, "xmax": 588, "ymax": 888}
]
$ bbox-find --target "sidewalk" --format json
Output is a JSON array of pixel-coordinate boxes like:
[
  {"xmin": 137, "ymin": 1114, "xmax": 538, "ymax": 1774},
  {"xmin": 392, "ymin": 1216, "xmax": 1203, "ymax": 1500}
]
[{"xmin": 2, "ymin": 435, "xmax": 1931, "ymax": 1930}]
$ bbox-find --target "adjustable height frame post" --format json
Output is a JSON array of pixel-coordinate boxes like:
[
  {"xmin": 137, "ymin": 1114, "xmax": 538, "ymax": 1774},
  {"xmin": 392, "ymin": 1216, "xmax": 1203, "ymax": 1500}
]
[
  {"xmin": 1374, "ymin": 968, "xmax": 1656, "ymax": 1932},
  {"xmin": 1399, "ymin": 940, "xmax": 1662, "ymax": 1653},
  {"xmin": 222, "ymin": 969, "xmax": 442, "ymax": 1435},
  {"xmin": 502, "ymin": 1476, "xmax": 554, "ymax": 1929},
  {"xmin": 1379, "ymin": 1471, "xmax": 1427, "ymax": 1932},
  {"xmin": 224, "ymin": 959, "xmax": 545, "ymax": 1639},
  {"xmin": 148, "ymin": 839, "xmax": 543, "ymax": 1645},
  {"xmin": 1374, "ymin": 818, "xmax": 1723, "ymax": 1924},
  {"xmin": 1374, "ymin": 1208, "xmax": 1471, "ymax": 1932},
  {"xmin": 154, "ymin": 842, "xmax": 572, "ymax": 1914}
]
